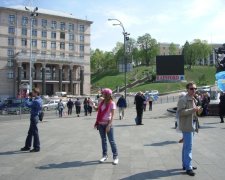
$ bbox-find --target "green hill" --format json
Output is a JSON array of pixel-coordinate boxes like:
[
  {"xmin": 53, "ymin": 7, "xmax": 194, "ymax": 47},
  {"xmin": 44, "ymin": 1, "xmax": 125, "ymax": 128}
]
[{"xmin": 91, "ymin": 66, "xmax": 216, "ymax": 94}]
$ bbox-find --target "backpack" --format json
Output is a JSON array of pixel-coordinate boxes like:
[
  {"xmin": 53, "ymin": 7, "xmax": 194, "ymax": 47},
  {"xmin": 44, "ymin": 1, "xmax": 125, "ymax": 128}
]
[{"xmin": 39, "ymin": 111, "xmax": 44, "ymax": 121}]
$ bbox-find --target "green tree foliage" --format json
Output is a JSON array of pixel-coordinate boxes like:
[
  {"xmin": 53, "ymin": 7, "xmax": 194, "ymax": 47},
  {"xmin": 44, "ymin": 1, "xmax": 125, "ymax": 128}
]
[
  {"xmin": 182, "ymin": 40, "xmax": 212, "ymax": 69},
  {"xmin": 137, "ymin": 33, "xmax": 159, "ymax": 66},
  {"xmin": 169, "ymin": 43, "xmax": 178, "ymax": 55}
]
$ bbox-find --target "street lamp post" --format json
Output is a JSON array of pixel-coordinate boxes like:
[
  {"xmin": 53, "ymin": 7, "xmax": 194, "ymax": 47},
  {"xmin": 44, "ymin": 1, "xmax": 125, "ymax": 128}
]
[
  {"xmin": 25, "ymin": 6, "xmax": 38, "ymax": 92},
  {"xmin": 108, "ymin": 18, "xmax": 129, "ymax": 100}
]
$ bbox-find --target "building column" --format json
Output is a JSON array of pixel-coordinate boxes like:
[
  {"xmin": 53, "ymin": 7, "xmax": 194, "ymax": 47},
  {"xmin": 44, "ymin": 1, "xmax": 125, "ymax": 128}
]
[
  {"xmin": 59, "ymin": 65, "xmax": 63, "ymax": 91},
  {"xmin": 80, "ymin": 66, "xmax": 84, "ymax": 95},
  {"xmin": 69, "ymin": 65, "xmax": 73, "ymax": 94},
  {"xmin": 42, "ymin": 63, "xmax": 46, "ymax": 95},
  {"xmin": 17, "ymin": 63, "xmax": 22, "ymax": 96}
]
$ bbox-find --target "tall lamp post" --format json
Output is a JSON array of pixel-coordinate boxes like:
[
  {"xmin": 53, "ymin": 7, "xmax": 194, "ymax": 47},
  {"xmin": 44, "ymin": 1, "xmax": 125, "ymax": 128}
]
[
  {"xmin": 108, "ymin": 18, "xmax": 129, "ymax": 100},
  {"xmin": 25, "ymin": 6, "xmax": 38, "ymax": 92}
]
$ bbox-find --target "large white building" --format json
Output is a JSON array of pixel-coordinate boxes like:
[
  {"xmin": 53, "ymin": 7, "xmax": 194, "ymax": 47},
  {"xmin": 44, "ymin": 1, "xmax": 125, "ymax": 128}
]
[{"xmin": 0, "ymin": 5, "xmax": 92, "ymax": 98}]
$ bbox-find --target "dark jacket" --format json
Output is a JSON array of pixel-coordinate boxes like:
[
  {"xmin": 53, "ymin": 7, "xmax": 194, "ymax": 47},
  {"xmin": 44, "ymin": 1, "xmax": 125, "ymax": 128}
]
[
  {"xmin": 117, "ymin": 97, "xmax": 127, "ymax": 108},
  {"xmin": 134, "ymin": 94, "xmax": 146, "ymax": 109},
  {"xmin": 25, "ymin": 96, "xmax": 42, "ymax": 118}
]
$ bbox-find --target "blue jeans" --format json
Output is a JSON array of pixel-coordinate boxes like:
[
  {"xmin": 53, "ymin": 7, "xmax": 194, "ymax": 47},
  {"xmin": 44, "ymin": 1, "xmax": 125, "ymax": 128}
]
[
  {"xmin": 25, "ymin": 116, "xmax": 40, "ymax": 150},
  {"xmin": 182, "ymin": 132, "xmax": 193, "ymax": 170},
  {"xmin": 98, "ymin": 124, "xmax": 118, "ymax": 159}
]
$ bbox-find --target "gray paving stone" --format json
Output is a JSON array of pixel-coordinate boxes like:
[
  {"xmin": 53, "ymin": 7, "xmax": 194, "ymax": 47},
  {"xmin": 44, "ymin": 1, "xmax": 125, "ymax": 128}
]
[{"xmin": 0, "ymin": 101, "xmax": 225, "ymax": 180}]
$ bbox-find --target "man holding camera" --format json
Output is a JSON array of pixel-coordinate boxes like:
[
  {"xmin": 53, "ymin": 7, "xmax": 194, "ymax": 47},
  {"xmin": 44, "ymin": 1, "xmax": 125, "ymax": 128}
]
[
  {"xmin": 20, "ymin": 88, "xmax": 42, "ymax": 152},
  {"xmin": 177, "ymin": 82, "xmax": 202, "ymax": 176}
]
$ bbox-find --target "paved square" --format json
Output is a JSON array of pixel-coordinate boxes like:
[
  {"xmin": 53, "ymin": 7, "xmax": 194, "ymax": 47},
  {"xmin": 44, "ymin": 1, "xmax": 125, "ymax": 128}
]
[{"xmin": 0, "ymin": 102, "xmax": 224, "ymax": 180}]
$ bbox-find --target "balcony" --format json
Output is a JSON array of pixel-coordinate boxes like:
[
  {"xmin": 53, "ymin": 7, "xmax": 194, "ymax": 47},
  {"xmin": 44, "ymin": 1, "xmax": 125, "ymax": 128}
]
[{"xmin": 15, "ymin": 52, "xmax": 87, "ymax": 66}]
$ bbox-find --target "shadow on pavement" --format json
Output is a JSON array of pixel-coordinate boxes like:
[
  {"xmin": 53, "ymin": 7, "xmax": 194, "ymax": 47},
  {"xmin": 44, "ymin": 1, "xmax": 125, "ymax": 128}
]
[
  {"xmin": 203, "ymin": 122, "xmax": 220, "ymax": 125},
  {"xmin": 0, "ymin": 150, "xmax": 28, "ymax": 155},
  {"xmin": 119, "ymin": 168, "xmax": 183, "ymax": 180},
  {"xmin": 37, "ymin": 160, "xmax": 100, "ymax": 169},
  {"xmin": 114, "ymin": 124, "xmax": 136, "ymax": 127},
  {"xmin": 199, "ymin": 126, "xmax": 216, "ymax": 129},
  {"xmin": 144, "ymin": 141, "xmax": 177, "ymax": 146}
]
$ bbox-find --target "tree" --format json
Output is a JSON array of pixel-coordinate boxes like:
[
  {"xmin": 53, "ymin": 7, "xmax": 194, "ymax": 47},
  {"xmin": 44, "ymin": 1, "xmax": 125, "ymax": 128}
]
[
  {"xmin": 137, "ymin": 33, "xmax": 159, "ymax": 66},
  {"xmin": 169, "ymin": 43, "xmax": 178, "ymax": 55},
  {"xmin": 182, "ymin": 40, "xmax": 212, "ymax": 69}
]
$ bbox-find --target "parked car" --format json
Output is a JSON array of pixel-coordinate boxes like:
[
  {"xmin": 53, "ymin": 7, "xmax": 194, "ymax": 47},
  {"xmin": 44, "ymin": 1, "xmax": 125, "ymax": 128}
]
[
  {"xmin": 144, "ymin": 90, "xmax": 159, "ymax": 101},
  {"xmin": 42, "ymin": 99, "xmax": 66, "ymax": 111}
]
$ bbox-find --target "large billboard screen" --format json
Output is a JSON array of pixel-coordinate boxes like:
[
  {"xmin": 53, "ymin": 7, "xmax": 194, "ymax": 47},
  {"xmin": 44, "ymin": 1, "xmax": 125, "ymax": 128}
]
[{"xmin": 156, "ymin": 55, "xmax": 185, "ymax": 81}]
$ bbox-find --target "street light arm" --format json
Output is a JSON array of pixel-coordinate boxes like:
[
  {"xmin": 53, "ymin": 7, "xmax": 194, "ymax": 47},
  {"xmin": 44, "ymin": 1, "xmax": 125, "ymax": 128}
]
[{"xmin": 108, "ymin": 18, "xmax": 125, "ymax": 33}]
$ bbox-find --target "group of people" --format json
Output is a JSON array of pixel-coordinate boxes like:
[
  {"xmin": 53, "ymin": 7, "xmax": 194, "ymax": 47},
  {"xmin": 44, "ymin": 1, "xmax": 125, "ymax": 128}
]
[
  {"xmin": 19, "ymin": 83, "xmax": 225, "ymax": 176},
  {"xmin": 57, "ymin": 98, "xmax": 93, "ymax": 117}
]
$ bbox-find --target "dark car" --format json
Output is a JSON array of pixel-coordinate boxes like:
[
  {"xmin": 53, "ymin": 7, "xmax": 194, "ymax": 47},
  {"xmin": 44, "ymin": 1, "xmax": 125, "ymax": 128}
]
[{"xmin": 0, "ymin": 98, "xmax": 30, "ymax": 115}]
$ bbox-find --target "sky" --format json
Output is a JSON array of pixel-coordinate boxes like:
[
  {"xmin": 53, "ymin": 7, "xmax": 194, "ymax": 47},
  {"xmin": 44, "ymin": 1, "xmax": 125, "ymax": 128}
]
[{"xmin": 1, "ymin": 0, "xmax": 225, "ymax": 51}]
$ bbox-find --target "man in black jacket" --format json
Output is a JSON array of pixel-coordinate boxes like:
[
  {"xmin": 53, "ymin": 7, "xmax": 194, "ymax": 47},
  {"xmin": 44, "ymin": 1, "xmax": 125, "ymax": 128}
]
[{"xmin": 134, "ymin": 91, "xmax": 146, "ymax": 125}]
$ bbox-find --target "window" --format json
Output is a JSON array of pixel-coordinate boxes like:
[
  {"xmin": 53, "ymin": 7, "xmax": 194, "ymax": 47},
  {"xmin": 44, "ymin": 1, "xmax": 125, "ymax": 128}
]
[
  {"xmin": 8, "ymin": 26, "xmax": 15, "ymax": 34},
  {"xmin": 7, "ymin": 58, "xmax": 14, "ymax": 67},
  {"xmin": 9, "ymin": 15, "xmax": 16, "ymax": 24},
  {"xmin": 8, "ymin": 37, "xmax": 14, "ymax": 46},
  {"xmin": 51, "ymin": 31, "xmax": 56, "ymax": 39},
  {"xmin": 41, "ymin": 40, "xmax": 47, "ymax": 48},
  {"xmin": 32, "ymin": 29, "xmax": 37, "ymax": 37},
  {"xmin": 79, "ymin": 45, "xmax": 84, "ymax": 52},
  {"xmin": 21, "ymin": 38, "xmax": 27, "ymax": 46},
  {"xmin": 79, "ymin": 25, "xmax": 85, "ymax": 32},
  {"xmin": 42, "ymin": 30, "xmax": 47, "ymax": 38},
  {"xmin": 8, "ymin": 49, "xmax": 14, "ymax": 57},
  {"xmin": 60, "ymin": 42, "xmax": 65, "ymax": 49},
  {"xmin": 22, "ymin": 28, "xmax": 27, "ymax": 36},
  {"xmin": 8, "ymin": 70, "xmax": 14, "ymax": 79},
  {"xmin": 32, "ymin": 18, "xmax": 38, "ymax": 26},
  {"xmin": 51, "ymin": 21, "xmax": 57, "ymax": 29},
  {"xmin": 60, "ymin": 22, "xmax": 65, "ymax": 30},
  {"xmin": 32, "ymin": 40, "xmax": 37, "ymax": 47},
  {"xmin": 69, "ymin": 34, "xmax": 74, "ymax": 41},
  {"xmin": 60, "ymin": 53, "xmax": 65, "ymax": 57},
  {"xmin": 80, "ymin": 35, "xmax": 84, "ymax": 42},
  {"xmin": 68, "ymin": 23, "xmax": 74, "ymax": 31},
  {"xmin": 42, "ymin": 19, "xmax": 47, "ymax": 28},
  {"xmin": 60, "ymin": 32, "xmax": 65, "ymax": 39},
  {"xmin": 69, "ymin": 43, "xmax": 74, "ymax": 50},
  {"xmin": 22, "ymin": 16, "xmax": 28, "ymax": 26},
  {"xmin": 51, "ymin": 41, "xmax": 56, "ymax": 49},
  {"xmin": 69, "ymin": 53, "xmax": 74, "ymax": 57}
]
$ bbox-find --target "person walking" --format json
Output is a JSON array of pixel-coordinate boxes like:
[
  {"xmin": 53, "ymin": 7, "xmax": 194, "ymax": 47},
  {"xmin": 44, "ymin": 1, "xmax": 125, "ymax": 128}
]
[
  {"xmin": 134, "ymin": 91, "xmax": 146, "ymax": 125},
  {"xmin": 83, "ymin": 98, "xmax": 88, "ymax": 116},
  {"xmin": 87, "ymin": 97, "xmax": 93, "ymax": 116},
  {"xmin": 74, "ymin": 98, "xmax": 81, "ymax": 117},
  {"xmin": 219, "ymin": 92, "xmax": 225, "ymax": 123},
  {"xmin": 177, "ymin": 82, "xmax": 201, "ymax": 176},
  {"xmin": 20, "ymin": 88, "xmax": 42, "ymax": 152},
  {"xmin": 58, "ymin": 99, "xmax": 64, "ymax": 117},
  {"xmin": 116, "ymin": 95, "xmax": 127, "ymax": 120},
  {"xmin": 93, "ymin": 88, "xmax": 119, "ymax": 165},
  {"xmin": 67, "ymin": 99, "xmax": 74, "ymax": 115}
]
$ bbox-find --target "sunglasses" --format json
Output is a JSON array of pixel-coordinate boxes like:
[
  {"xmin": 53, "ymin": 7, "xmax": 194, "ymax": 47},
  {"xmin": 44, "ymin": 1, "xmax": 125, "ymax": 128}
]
[{"xmin": 189, "ymin": 88, "xmax": 197, "ymax": 90}]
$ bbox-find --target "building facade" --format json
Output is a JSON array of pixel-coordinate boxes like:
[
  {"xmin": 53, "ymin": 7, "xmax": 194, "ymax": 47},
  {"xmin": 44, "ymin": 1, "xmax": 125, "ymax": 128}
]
[{"xmin": 0, "ymin": 5, "xmax": 92, "ymax": 98}]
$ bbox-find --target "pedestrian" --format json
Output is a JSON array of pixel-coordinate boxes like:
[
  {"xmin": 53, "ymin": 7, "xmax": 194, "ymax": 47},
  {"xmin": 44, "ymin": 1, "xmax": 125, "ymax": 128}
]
[
  {"xmin": 93, "ymin": 88, "xmax": 119, "ymax": 165},
  {"xmin": 20, "ymin": 88, "xmax": 42, "ymax": 152},
  {"xmin": 58, "ymin": 99, "xmax": 64, "ymax": 117},
  {"xmin": 67, "ymin": 98, "xmax": 74, "ymax": 115},
  {"xmin": 74, "ymin": 98, "xmax": 81, "ymax": 117},
  {"xmin": 219, "ymin": 92, "xmax": 225, "ymax": 123},
  {"xmin": 87, "ymin": 97, "xmax": 93, "ymax": 116},
  {"xmin": 177, "ymin": 82, "xmax": 202, "ymax": 176},
  {"xmin": 116, "ymin": 95, "xmax": 127, "ymax": 120},
  {"xmin": 134, "ymin": 91, "xmax": 146, "ymax": 125},
  {"xmin": 83, "ymin": 98, "xmax": 88, "ymax": 116},
  {"xmin": 149, "ymin": 95, "xmax": 154, "ymax": 111}
]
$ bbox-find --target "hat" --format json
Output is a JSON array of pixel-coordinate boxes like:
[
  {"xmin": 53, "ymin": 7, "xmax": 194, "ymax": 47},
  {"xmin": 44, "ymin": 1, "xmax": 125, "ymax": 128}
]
[{"xmin": 102, "ymin": 88, "xmax": 112, "ymax": 95}]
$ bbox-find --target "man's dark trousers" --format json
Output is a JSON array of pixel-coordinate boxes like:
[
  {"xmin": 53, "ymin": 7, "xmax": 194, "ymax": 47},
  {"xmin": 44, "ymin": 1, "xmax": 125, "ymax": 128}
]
[
  {"xmin": 136, "ymin": 108, "xmax": 143, "ymax": 125},
  {"xmin": 25, "ymin": 116, "xmax": 40, "ymax": 150}
]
